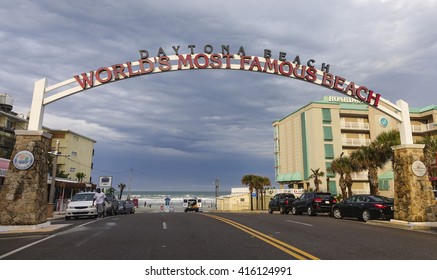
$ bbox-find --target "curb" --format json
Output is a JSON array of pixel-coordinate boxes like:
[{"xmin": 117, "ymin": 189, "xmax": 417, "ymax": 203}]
[{"xmin": 367, "ymin": 219, "xmax": 437, "ymax": 231}]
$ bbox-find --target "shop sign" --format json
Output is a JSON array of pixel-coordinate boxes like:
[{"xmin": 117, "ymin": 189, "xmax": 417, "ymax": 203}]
[
  {"xmin": 13, "ymin": 151, "xmax": 35, "ymax": 170},
  {"xmin": 73, "ymin": 44, "xmax": 381, "ymax": 107},
  {"xmin": 412, "ymin": 160, "xmax": 427, "ymax": 177}
]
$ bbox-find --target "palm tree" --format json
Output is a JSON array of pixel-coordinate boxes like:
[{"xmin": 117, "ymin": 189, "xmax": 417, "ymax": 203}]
[
  {"xmin": 328, "ymin": 156, "xmax": 350, "ymax": 199},
  {"xmin": 309, "ymin": 168, "xmax": 324, "ymax": 192},
  {"xmin": 75, "ymin": 172, "xmax": 86, "ymax": 182},
  {"xmin": 241, "ymin": 174, "xmax": 256, "ymax": 210},
  {"xmin": 372, "ymin": 129, "xmax": 400, "ymax": 169},
  {"xmin": 417, "ymin": 134, "xmax": 437, "ymax": 179},
  {"xmin": 118, "ymin": 183, "xmax": 127, "ymax": 200},
  {"xmin": 257, "ymin": 176, "xmax": 271, "ymax": 210},
  {"xmin": 351, "ymin": 145, "xmax": 385, "ymax": 195}
]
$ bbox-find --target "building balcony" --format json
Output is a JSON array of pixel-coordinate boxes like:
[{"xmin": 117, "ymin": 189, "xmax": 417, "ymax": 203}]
[
  {"xmin": 341, "ymin": 138, "xmax": 371, "ymax": 147},
  {"xmin": 411, "ymin": 123, "xmax": 437, "ymax": 133},
  {"xmin": 351, "ymin": 171, "xmax": 368, "ymax": 180},
  {"xmin": 340, "ymin": 121, "xmax": 369, "ymax": 130}
]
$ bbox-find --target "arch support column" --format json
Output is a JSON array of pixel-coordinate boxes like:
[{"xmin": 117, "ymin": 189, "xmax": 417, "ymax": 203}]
[
  {"xmin": 0, "ymin": 130, "xmax": 52, "ymax": 225},
  {"xmin": 393, "ymin": 144, "xmax": 435, "ymax": 222}
]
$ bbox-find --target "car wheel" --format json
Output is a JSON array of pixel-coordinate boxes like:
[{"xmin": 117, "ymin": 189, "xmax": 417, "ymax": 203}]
[
  {"xmin": 307, "ymin": 206, "xmax": 316, "ymax": 216},
  {"xmin": 333, "ymin": 208, "xmax": 343, "ymax": 219},
  {"xmin": 361, "ymin": 209, "xmax": 370, "ymax": 222},
  {"xmin": 291, "ymin": 206, "xmax": 299, "ymax": 215},
  {"xmin": 268, "ymin": 207, "xmax": 273, "ymax": 214}
]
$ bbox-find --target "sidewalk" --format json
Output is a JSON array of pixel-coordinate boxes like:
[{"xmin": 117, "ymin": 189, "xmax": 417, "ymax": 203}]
[
  {"xmin": 0, "ymin": 211, "xmax": 71, "ymax": 236},
  {"xmin": 367, "ymin": 219, "xmax": 437, "ymax": 231}
]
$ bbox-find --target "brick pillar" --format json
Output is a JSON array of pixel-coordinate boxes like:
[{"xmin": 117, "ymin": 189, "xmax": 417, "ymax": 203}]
[
  {"xmin": 0, "ymin": 130, "xmax": 52, "ymax": 225},
  {"xmin": 393, "ymin": 144, "xmax": 434, "ymax": 222}
]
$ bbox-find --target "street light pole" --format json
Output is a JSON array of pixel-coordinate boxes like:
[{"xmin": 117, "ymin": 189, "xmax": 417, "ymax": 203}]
[{"xmin": 48, "ymin": 140, "xmax": 60, "ymax": 218}]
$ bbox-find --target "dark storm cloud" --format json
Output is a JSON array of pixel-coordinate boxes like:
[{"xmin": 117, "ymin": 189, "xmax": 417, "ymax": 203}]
[{"xmin": 1, "ymin": 0, "xmax": 436, "ymax": 190}]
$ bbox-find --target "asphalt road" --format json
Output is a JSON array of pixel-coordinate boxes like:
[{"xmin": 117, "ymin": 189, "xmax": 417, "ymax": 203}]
[{"xmin": 1, "ymin": 211, "xmax": 437, "ymax": 260}]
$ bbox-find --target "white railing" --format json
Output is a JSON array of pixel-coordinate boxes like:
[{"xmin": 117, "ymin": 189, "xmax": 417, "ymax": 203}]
[
  {"xmin": 340, "ymin": 121, "xmax": 369, "ymax": 130},
  {"xmin": 341, "ymin": 138, "xmax": 371, "ymax": 146},
  {"xmin": 351, "ymin": 172, "xmax": 367, "ymax": 180},
  {"xmin": 411, "ymin": 123, "xmax": 437, "ymax": 132}
]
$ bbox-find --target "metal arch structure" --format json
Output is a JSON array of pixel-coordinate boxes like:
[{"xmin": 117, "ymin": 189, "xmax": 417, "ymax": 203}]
[{"xmin": 28, "ymin": 53, "xmax": 413, "ymax": 144}]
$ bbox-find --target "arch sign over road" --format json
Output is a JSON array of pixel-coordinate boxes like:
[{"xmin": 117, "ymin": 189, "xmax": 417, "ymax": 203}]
[{"xmin": 28, "ymin": 44, "xmax": 413, "ymax": 144}]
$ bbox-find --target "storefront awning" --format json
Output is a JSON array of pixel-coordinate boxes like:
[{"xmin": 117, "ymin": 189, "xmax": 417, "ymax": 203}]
[
  {"xmin": 47, "ymin": 177, "xmax": 96, "ymax": 190},
  {"xmin": 378, "ymin": 170, "xmax": 393, "ymax": 180},
  {"xmin": 276, "ymin": 172, "xmax": 303, "ymax": 182}
]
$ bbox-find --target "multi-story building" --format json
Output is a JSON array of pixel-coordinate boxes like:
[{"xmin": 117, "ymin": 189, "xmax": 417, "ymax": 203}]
[
  {"xmin": 273, "ymin": 95, "xmax": 437, "ymax": 197},
  {"xmin": 0, "ymin": 94, "xmax": 29, "ymax": 159},
  {"xmin": 48, "ymin": 129, "xmax": 96, "ymax": 183},
  {"xmin": 0, "ymin": 93, "xmax": 96, "ymax": 186}
]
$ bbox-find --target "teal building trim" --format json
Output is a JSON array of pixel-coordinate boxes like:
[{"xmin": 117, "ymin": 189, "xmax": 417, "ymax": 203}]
[{"xmin": 301, "ymin": 112, "xmax": 309, "ymax": 179}]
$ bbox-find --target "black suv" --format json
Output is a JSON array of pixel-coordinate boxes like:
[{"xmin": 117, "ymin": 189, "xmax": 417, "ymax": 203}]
[
  {"xmin": 105, "ymin": 194, "xmax": 119, "ymax": 216},
  {"xmin": 268, "ymin": 193, "xmax": 297, "ymax": 214},
  {"xmin": 291, "ymin": 192, "xmax": 337, "ymax": 216}
]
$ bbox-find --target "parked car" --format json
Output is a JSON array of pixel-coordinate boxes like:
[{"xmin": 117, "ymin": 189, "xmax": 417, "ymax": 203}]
[
  {"xmin": 124, "ymin": 200, "xmax": 135, "ymax": 214},
  {"xmin": 105, "ymin": 194, "xmax": 119, "ymax": 216},
  {"xmin": 117, "ymin": 200, "xmax": 126, "ymax": 214},
  {"xmin": 268, "ymin": 193, "xmax": 297, "ymax": 214},
  {"xmin": 331, "ymin": 194, "xmax": 394, "ymax": 222},
  {"xmin": 291, "ymin": 192, "xmax": 337, "ymax": 216},
  {"xmin": 65, "ymin": 192, "xmax": 97, "ymax": 220}
]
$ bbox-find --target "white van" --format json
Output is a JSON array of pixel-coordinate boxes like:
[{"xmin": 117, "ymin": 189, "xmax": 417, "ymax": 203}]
[{"xmin": 183, "ymin": 197, "xmax": 202, "ymax": 212}]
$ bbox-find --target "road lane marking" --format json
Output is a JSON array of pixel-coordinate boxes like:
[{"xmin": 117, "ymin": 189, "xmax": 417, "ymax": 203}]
[
  {"xmin": 204, "ymin": 214, "xmax": 320, "ymax": 260},
  {"xmin": 162, "ymin": 222, "xmax": 167, "ymax": 230},
  {"xmin": 0, "ymin": 234, "xmax": 57, "ymax": 260},
  {"xmin": 286, "ymin": 220, "xmax": 314, "ymax": 227}
]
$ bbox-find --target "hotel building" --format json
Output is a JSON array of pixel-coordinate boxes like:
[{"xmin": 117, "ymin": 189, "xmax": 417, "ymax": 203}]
[{"xmin": 273, "ymin": 95, "xmax": 437, "ymax": 197}]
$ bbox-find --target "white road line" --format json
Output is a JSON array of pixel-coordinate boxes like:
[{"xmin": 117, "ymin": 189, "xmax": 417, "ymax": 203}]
[
  {"xmin": 162, "ymin": 222, "xmax": 167, "ymax": 230},
  {"xmin": 0, "ymin": 234, "xmax": 57, "ymax": 260},
  {"xmin": 286, "ymin": 220, "xmax": 314, "ymax": 227}
]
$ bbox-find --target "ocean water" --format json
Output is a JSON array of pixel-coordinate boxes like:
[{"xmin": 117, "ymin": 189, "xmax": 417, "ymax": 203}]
[{"xmin": 117, "ymin": 190, "xmax": 224, "ymax": 210}]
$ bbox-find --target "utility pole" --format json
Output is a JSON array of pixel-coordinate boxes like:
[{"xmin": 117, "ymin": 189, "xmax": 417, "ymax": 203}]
[
  {"xmin": 214, "ymin": 177, "xmax": 220, "ymax": 210},
  {"xmin": 47, "ymin": 140, "xmax": 68, "ymax": 217},
  {"xmin": 128, "ymin": 168, "xmax": 133, "ymax": 200}
]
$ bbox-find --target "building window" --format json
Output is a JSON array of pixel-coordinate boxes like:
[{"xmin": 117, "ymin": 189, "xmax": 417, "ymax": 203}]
[
  {"xmin": 378, "ymin": 180, "xmax": 390, "ymax": 190},
  {"xmin": 324, "ymin": 144, "xmax": 334, "ymax": 159},
  {"xmin": 325, "ymin": 162, "xmax": 335, "ymax": 177},
  {"xmin": 329, "ymin": 181, "xmax": 337, "ymax": 195},
  {"xmin": 322, "ymin": 108, "xmax": 332, "ymax": 124},
  {"xmin": 69, "ymin": 167, "xmax": 76, "ymax": 172},
  {"xmin": 323, "ymin": 126, "xmax": 333, "ymax": 141},
  {"xmin": 71, "ymin": 151, "xmax": 77, "ymax": 156}
]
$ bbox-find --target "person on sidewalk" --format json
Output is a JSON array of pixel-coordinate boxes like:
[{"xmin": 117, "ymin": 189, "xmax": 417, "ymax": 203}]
[{"xmin": 92, "ymin": 188, "xmax": 108, "ymax": 218}]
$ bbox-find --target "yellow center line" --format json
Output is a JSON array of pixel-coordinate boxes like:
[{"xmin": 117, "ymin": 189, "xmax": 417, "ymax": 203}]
[{"xmin": 203, "ymin": 213, "xmax": 320, "ymax": 260}]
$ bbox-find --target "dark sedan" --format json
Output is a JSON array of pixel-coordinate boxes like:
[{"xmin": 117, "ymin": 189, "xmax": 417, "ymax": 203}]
[{"xmin": 331, "ymin": 194, "xmax": 394, "ymax": 222}]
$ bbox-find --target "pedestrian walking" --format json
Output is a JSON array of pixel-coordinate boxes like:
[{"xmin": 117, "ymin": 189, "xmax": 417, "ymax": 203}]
[{"xmin": 92, "ymin": 188, "xmax": 108, "ymax": 218}]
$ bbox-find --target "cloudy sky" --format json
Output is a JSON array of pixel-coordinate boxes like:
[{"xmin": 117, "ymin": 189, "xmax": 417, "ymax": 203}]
[{"xmin": 1, "ymin": 0, "xmax": 436, "ymax": 192}]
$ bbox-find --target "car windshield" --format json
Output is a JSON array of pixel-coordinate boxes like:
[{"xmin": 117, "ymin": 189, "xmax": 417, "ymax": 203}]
[
  {"xmin": 371, "ymin": 195, "xmax": 392, "ymax": 202},
  {"xmin": 71, "ymin": 193, "xmax": 94, "ymax": 201},
  {"xmin": 316, "ymin": 194, "xmax": 332, "ymax": 200}
]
